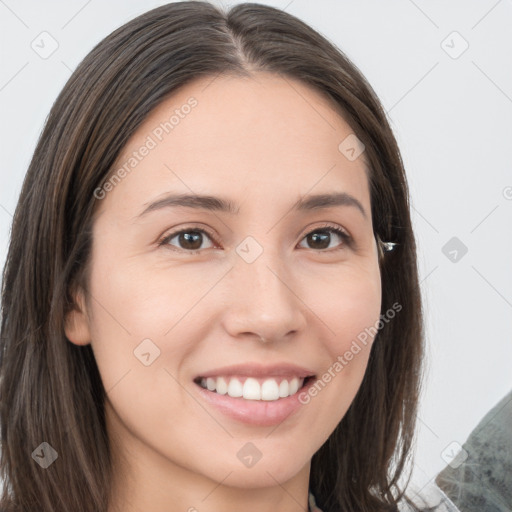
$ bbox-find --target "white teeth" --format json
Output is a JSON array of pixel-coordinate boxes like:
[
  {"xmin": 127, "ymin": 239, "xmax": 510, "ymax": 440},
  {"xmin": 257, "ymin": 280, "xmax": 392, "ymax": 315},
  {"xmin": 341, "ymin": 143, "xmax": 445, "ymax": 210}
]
[
  {"xmin": 216, "ymin": 377, "xmax": 228, "ymax": 395},
  {"xmin": 278, "ymin": 379, "xmax": 289, "ymax": 398},
  {"xmin": 261, "ymin": 379, "xmax": 279, "ymax": 401},
  {"xmin": 199, "ymin": 376, "xmax": 306, "ymax": 401},
  {"xmin": 289, "ymin": 377, "xmax": 300, "ymax": 395},
  {"xmin": 243, "ymin": 378, "xmax": 261, "ymax": 400},
  {"xmin": 227, "ymin": 378, "xmax": 243, "ymax": 398}
]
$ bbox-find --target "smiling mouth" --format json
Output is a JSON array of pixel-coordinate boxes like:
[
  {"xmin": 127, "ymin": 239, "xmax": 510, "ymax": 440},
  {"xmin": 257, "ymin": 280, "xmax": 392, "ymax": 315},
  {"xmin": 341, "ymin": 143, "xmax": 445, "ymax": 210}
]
[{"xmin": 193, "ymin": 375, "xmax": 315, "ymax": 401}]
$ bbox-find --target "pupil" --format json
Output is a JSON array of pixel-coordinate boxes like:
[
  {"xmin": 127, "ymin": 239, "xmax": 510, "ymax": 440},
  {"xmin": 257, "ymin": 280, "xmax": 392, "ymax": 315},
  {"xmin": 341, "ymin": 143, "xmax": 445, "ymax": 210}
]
[{"xmin": 308, "ymin": 231, "xmax": 330, "ymax": 250}]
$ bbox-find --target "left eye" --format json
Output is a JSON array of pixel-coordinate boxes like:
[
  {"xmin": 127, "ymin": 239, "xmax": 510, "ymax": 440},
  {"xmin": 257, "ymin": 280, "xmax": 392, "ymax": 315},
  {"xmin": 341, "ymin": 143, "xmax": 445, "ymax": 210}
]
[
  {"xmin": 159, "ymin": 225, "xmax": 351, "ymax": 254},
  {"xmin": 298, "ymin": 226, "xmax": 351, "ymax": 251}
]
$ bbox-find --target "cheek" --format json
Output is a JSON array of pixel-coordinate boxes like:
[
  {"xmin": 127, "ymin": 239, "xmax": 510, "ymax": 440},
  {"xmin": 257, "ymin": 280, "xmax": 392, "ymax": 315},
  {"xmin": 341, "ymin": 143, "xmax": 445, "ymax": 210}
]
[
  {"xmin": 90, "ymin": 237, "xmax": 207, "ymax": 321},
  {"xmin": 330, "ymin": 283, "xmax": 381, "ymax": 356},
  {"xmin": 298, "ymin": 264, "xmax": 382, "ymax": 433},
  {"xmin": 315, "ymin": 261, "xmax": 382, "ymax": 360},
  {"xmin": 85, "ymin": 246, "xmax": 223, "ymax": 410}
]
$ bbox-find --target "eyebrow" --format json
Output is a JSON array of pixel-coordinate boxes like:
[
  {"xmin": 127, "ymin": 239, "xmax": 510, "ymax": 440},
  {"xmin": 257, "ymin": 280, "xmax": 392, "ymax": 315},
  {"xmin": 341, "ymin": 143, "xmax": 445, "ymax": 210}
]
[{"xmin": 135, "ymin": 191, "xmax": 367, "ymax": 219}]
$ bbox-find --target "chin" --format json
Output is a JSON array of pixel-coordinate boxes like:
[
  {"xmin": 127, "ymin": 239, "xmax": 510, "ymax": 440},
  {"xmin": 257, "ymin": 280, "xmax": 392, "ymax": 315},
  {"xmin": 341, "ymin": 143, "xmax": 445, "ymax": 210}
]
[{"xmin": 205, "ymin": 457, "xmax": 309, "ymax": 489}]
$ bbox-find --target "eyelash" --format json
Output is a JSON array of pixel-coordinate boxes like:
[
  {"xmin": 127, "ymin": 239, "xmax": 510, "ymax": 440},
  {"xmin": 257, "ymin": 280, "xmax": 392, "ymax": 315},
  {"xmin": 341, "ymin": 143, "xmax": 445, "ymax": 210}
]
[{"xmin": 157, "ymin": 223, "xmax": 353, "ymax": 255}]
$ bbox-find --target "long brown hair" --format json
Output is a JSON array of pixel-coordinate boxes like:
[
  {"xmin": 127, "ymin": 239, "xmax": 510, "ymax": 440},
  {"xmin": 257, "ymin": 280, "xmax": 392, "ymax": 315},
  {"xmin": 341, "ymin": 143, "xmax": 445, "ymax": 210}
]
[{"xmin": 0, "ymin": 2, "xmax": 424, "ymax": 511}]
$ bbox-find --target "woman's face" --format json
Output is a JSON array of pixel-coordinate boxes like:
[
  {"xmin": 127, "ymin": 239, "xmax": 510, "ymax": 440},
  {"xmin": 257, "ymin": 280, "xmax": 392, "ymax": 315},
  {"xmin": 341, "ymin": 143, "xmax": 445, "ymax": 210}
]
[{"xmin": 66, "ymin": 72, "xmax": 381, "ymax": 497}]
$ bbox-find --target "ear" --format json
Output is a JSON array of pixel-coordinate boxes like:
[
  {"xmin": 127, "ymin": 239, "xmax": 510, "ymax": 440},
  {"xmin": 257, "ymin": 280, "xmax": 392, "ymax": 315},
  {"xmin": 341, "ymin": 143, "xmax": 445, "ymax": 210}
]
[{"xmin": 64, "ymin": 286, "xmax": 91, "ymax": 346}]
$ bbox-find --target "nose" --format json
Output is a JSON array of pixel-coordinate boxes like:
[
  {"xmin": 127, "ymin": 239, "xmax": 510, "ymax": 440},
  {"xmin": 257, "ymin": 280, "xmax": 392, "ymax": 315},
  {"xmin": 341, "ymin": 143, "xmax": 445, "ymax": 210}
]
[{"xmin": 221, "ymin": 245, "xmax": 307, "ymax": 344}]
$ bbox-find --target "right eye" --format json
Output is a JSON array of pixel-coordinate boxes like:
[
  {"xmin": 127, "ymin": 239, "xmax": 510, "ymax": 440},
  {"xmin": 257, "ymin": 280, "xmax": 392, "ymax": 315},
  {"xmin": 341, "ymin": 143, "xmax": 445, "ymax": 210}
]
[{"xmin": 158, "ymin": 227, "xmax": 218, "ymax": 254}]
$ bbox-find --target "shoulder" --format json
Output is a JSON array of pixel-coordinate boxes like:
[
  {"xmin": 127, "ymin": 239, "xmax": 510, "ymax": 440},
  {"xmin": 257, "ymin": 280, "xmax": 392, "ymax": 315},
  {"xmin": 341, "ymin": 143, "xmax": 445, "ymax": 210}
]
[
  {"xmin": 399, "ymin": 480, "xmax": 461, "ymax": 512},
  {"xmin": 435, "ymin": 389, "xmax": 512, "ymax": 510}
]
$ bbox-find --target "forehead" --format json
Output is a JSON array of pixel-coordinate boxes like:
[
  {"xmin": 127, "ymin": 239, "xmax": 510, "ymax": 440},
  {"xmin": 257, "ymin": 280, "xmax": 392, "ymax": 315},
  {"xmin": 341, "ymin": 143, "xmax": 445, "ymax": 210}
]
[{"xmin": 98, "ymin": 72, "xmax": 371, "ymax": 218}]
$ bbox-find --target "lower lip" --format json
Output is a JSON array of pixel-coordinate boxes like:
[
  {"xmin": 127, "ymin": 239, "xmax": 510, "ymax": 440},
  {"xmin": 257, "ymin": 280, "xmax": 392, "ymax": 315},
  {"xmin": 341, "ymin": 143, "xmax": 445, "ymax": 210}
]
[{"xmin": 194, "ymin": 378, "xmax": 315, "ymax": 427}]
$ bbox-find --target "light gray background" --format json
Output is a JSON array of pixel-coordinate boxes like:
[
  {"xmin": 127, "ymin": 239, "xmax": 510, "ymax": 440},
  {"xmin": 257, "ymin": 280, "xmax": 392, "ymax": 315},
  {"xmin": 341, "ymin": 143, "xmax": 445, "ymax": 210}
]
[{"xmin": 1, "ymin": 0, "xmax": 511, "ymax": 495}]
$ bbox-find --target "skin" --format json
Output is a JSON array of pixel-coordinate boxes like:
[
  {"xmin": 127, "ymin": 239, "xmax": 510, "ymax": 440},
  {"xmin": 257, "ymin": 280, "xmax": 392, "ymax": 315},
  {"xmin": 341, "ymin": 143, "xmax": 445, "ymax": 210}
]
[{"xmin": 65, "ymin": 72, "xmax": 382, "ymax": 512}]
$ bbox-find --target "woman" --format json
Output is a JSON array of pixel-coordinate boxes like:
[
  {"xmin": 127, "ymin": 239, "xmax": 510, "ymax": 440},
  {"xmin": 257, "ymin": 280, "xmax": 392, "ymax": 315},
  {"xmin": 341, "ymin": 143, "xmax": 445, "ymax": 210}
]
[{"xmin": 0, "ymin": 2, "xmax": 429, "ymax": 511}]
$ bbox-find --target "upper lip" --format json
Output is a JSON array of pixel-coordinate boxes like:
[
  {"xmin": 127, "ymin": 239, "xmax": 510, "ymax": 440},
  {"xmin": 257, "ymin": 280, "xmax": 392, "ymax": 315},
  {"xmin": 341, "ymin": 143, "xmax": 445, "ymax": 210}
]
[{"xmin": 195, "ymin": 362, "xmax": 316, "ymax": 380}]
